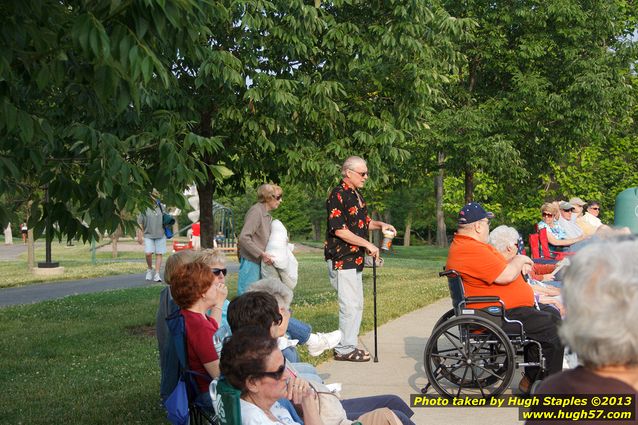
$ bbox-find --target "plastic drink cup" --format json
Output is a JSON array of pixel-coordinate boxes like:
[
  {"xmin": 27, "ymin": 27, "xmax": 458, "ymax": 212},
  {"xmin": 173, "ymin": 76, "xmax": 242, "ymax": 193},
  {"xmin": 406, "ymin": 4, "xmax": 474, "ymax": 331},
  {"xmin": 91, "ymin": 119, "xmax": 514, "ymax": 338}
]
[{"xmin": 381, "ymin": 230, "xmax": 395, "ymax": 251}]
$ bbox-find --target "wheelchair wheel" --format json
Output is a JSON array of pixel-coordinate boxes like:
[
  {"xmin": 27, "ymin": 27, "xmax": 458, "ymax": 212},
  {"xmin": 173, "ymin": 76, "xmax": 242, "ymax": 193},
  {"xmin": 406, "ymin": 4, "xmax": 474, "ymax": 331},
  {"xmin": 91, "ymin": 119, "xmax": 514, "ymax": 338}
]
[
  {"xmin": 424, "ymin": 315, "xmax": 515, "ymax": 398},
  {"xmin": 432, "ymin": 308, "xmax": 455, "ymax": 330}
]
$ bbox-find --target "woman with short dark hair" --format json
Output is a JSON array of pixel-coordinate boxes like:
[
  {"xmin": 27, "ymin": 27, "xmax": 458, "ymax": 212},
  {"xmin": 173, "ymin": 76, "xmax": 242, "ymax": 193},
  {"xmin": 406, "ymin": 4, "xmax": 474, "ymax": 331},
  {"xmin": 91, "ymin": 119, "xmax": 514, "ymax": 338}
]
[{"xmin": 221, "ymin": 326, "xmax": 322, "ymax": 425}]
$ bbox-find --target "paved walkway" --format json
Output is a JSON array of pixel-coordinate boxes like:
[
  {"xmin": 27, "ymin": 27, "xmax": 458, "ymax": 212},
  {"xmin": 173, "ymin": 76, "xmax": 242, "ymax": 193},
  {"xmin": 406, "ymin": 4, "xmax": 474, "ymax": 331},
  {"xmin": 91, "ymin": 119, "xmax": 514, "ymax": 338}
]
[
  {"xmin": 317, "ymin": 298, "xmax": 524, "ymax": 425},
  {"xmin": 0, "ymin": 263, "xmax": 240, "ymax": 308}
]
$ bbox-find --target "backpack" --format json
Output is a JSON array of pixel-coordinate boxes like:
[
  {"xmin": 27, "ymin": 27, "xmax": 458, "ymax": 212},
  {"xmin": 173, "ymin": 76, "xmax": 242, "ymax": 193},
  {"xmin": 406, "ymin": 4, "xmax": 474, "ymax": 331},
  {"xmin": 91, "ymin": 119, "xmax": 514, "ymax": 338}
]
[{"xmin": 164, "ymin": 311, "xmax": 214, "ymax": 425}]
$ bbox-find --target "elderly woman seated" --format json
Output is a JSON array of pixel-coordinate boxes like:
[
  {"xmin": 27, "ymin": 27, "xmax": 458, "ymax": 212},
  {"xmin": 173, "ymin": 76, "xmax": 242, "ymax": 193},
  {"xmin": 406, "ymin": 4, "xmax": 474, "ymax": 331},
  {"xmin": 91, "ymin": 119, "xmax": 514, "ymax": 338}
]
[
  {"xmin": 537, "ymin": 202, "xmax": 584, "ymax": 253},
  {"xmin": 535, "ymin": 236, "xmax": 638, "ymax": 399},
  {"xmin": 489, "ymin": 225, "xmax": 565, "ymax": 316},
  {"xmin": 246, "ymin": 278, "xmax": 341, "ymax": 364}
]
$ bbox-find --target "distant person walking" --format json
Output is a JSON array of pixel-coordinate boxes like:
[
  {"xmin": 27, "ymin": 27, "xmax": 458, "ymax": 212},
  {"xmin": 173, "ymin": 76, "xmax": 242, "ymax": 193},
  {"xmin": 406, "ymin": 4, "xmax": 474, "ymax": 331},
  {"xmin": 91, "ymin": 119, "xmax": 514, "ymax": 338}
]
[
  {"xmin": 325, "ymin": 156, "xmax": 396, "ymax": 362},
  {"xmin": 237, "ymin": 183, "xmax": 282, "ymax": 295},
  {"xmin": 20, "ymin": 222, "xmax": 27, "ymax": 244},
  {"xmin": 137, "ymin": 191, "xmax": 166, "ymax": 282},
  {"xmin": 4, "ymin": 223, "xmax": 13, "ymax": 245}
]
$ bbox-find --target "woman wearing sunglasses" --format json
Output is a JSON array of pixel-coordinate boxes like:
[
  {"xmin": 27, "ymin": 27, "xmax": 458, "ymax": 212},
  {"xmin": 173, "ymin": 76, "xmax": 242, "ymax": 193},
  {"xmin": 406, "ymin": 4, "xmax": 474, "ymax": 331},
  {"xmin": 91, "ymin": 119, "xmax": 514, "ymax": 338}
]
[
  {"xmin": 238, "ymin": 183, "xmax": 283, "ymax": 295},
  {"xmin": 537, "ymin": 202, "xmax": 583, "ymax": 252},
  {"xmin": 169, "ymin": 259, "xmax": 228, "ymax": 397},
  {"xmin": 582, "ymin": 201, "xmax": 603, "ymax": 231},
  {"xmin": 220, "ymin": 326, "xmax": 322, "ymax": 425}
]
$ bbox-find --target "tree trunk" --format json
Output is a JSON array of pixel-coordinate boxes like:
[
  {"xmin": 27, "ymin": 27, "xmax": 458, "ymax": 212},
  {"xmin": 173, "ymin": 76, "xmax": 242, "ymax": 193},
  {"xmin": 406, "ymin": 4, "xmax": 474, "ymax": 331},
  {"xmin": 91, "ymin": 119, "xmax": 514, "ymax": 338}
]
[
  {"xmin": 197, "ymin": 178, "xmax": 216, "ymax": 249},
  {"xmin": 111, "ymin": 225, "xmax": 122, "ymax": 259},
  {"xmin": 27, "ymin": 229, "xmax": 35, "ymax": 269},
  {"xmin": 403, "ymin": 211, "xmax": 412, "ymax": 247},
  {"xmin": 435, "ymin": 151, "xmax": 448, "ymax": 247},
  {"xmin": 370, "ymin": 211, "xmax": 382, "ymax": 247},
  {"xmin": 464, "ymin": 168, "xmax": 474, "ymax": 204},
  {"xmin": 311, "ymin": 219, "xmax": 322, "ymax": 241}
]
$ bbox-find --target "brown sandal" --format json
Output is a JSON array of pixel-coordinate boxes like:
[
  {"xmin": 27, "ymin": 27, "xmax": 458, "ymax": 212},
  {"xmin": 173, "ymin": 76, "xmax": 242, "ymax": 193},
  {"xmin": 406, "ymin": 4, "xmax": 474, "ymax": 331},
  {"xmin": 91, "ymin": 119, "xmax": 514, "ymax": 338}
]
[{"xmin": 334, "ymin": 348, "xmax": 370, "ymax": 362}]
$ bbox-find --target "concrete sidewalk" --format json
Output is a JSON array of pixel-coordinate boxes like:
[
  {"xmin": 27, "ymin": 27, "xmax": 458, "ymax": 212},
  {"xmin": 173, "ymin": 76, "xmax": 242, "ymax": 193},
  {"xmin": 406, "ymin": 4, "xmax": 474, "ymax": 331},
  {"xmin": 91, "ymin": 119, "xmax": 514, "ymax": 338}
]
[{"xmin": 316, "ymin": 298, "xmax": 523, "ymax": 425}]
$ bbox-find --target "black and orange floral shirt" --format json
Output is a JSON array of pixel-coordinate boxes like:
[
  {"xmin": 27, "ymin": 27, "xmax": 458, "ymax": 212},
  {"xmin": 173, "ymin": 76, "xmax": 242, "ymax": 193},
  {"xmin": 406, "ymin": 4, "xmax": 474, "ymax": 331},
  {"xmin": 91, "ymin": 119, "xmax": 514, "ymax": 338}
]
[{"xmin": 324, "ymin": 180, "xmax": 372, "ymax": 271}]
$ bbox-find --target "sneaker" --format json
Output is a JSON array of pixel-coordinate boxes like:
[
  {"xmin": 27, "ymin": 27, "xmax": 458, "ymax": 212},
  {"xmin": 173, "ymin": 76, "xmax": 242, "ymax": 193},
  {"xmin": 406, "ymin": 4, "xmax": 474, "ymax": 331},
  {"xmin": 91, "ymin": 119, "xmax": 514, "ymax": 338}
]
[
  {"xmin": 145, "ymin": 269, "xmax": 153, "ymax": 281},
  {"xmin": 307, "ymin": 330, "xmax": 342, "ymax": 357},
  {"xmin": 153, "ymin": 273, "xmax": 162, "ymax": 282}
]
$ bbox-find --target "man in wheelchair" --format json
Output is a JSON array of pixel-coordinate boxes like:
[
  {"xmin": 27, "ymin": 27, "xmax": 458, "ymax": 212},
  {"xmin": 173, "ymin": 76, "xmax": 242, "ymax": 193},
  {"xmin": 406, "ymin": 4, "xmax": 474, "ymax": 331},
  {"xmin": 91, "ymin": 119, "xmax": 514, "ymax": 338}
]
[{"xmin": 446, "ymin": 202, "xmax": 564, "ymax": 394}]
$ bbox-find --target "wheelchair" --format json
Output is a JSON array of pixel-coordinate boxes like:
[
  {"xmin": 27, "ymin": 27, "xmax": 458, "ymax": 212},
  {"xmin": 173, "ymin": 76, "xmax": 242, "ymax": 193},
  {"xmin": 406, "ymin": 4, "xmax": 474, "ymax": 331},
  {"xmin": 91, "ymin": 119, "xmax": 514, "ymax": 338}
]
[{"xmin": 421, "ymin": 269, "xmax": 546, "ymax": 398}]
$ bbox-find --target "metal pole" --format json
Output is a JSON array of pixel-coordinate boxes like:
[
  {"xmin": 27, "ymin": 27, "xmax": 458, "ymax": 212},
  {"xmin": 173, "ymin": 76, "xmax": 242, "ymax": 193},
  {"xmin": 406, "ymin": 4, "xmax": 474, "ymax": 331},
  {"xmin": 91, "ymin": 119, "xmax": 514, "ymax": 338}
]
[{"xmin": 373, "ymin": 257, "xmax": 378, "ymax": 362}]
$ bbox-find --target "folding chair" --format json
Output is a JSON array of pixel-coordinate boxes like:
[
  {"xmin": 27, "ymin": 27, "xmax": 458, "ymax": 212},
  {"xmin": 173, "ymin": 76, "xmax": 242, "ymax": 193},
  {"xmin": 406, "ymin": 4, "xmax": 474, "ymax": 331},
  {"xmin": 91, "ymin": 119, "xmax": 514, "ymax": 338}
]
[
  {"xmin": 165, "ymin": 311, "xmax": 218, "ymax": 425},
  {"xmin": 537, "ymin": 228, "xmax": 574, "ymax": 261}
]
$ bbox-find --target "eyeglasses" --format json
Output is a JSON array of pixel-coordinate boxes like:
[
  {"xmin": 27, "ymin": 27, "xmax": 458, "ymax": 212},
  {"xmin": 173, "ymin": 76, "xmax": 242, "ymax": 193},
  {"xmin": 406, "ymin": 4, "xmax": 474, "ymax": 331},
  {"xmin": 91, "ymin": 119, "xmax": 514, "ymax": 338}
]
[
  {"xmin": 275, "ymin": 194, "xmax": 283, "ymax": 201},
  {"xmin": 542, "ymin": 212, "xmax": 553, "ymax": 217},
  {"xmin": 255, "ymin": 358, "xmax": 287, "ymax": 381},
  {"xmin": 211, "ymin": 268, "xmax": 227, "ymax": 277},
  {"xmin": 349, "ymin": 169, "xmax": 368, "ymax": 178}
]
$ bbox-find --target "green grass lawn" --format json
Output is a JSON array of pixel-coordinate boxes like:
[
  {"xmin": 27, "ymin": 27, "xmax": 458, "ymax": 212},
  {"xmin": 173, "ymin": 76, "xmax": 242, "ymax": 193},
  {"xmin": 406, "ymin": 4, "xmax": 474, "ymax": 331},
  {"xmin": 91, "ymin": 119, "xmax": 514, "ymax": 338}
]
[
  {"xmin": 0, "ymin": 245, "xmax": 449, "ymax": 425},
  {"xmin": 0, "ymin": 239, "xmax": 149, "ymax": 288}
]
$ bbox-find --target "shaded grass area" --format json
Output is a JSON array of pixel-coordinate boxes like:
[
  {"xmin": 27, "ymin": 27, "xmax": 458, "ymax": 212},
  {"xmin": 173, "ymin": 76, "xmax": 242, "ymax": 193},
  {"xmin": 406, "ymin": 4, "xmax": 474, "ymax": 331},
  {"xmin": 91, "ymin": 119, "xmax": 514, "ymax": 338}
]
[
  {"xmin": 0, "ymin": 246, "xmax": 449, "ymax": 424},
  {"xmin": 0, "ymin": 241, "xmax": 147, "ymax": 288}
]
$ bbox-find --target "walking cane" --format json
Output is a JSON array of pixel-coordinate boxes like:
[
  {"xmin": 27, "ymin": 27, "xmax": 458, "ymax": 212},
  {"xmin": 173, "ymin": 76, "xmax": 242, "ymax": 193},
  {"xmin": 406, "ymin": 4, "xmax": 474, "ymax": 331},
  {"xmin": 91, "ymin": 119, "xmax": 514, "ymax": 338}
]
[{"xmin": 373, "ymin": 256, "xmax": 379, "ymax": 362}]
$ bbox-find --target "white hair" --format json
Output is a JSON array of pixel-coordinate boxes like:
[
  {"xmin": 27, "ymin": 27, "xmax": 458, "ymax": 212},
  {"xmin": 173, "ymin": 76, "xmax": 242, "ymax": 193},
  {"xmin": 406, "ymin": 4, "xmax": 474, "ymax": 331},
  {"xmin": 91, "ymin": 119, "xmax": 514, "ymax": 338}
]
[
  {"xmin": 560, "ymin": 236, "xmax": 638, "ymax": 367},
  {"xmin": 341, "ymin": 156, "xmax": 366, "ymax": 177},
  {"xmin": 246, "ymin": 278, "xmax": 293, "ymax": 308},
  {"xmin": 488, "ymin": 225, "xmax": 519, "ymax": 253}
]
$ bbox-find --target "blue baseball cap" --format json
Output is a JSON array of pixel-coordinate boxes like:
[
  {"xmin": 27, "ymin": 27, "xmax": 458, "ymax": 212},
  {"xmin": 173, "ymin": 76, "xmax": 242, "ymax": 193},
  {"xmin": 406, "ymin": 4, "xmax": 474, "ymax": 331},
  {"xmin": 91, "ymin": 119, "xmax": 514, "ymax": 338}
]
[{"xmin": 458, "ymin": 202, "xmax": 494, "ymax": 225}]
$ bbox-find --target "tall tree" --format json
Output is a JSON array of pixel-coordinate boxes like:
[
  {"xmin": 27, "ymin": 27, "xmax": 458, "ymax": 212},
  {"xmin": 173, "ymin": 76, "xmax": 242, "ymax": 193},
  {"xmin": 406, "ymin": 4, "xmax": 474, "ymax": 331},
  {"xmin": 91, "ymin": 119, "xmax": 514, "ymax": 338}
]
[
  {"xmin": 0, "ymin": 0, "xmax": 220, "ymax": 239},
  {"xmin": 437, "ymin": 0, "xmax": 636, "ymax": 216}
]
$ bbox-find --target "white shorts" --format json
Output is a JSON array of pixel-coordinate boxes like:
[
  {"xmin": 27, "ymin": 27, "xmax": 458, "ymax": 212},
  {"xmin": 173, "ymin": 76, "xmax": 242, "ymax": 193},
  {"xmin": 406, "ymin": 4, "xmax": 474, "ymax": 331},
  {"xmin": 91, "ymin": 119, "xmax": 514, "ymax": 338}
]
[{"xmin": 144, "ymin": 236, "xmax": 167, "ymax": 255}]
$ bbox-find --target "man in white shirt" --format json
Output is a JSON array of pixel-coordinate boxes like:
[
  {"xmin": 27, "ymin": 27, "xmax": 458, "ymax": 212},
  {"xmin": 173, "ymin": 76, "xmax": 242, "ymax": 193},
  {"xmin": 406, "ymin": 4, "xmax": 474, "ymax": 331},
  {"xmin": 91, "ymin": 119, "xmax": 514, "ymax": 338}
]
[{"xmin": 557, "ymin": 201, "xmax": 584, "ymax": 239}]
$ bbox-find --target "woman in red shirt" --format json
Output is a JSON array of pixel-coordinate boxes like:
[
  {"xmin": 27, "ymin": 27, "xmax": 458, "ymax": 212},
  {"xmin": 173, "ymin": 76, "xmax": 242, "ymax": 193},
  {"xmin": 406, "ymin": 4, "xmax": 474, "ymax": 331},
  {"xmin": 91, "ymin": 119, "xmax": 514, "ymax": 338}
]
[{"xmin": 169, "ymin": 259, "xmax": 228, "ymax": 394}]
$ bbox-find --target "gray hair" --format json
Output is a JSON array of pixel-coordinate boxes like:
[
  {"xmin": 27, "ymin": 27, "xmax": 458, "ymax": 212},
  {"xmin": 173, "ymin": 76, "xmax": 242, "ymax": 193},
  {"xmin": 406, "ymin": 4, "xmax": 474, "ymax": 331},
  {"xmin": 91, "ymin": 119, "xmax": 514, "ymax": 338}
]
[
  {"xmin": 341, "ymin": 156, "xmax": 366, "ymax": 177},
  {"xmin": 488, "ymin": 225, "xmax": 519, "ymax": 253},
  {"xmin": 560, "ymin": 237, "xmax": 638, "ymax": 367},
  {"xmin": 197, "ymin": 248, "xmax": 226, "ymax": 267},
  {"xmin": 246, "ymin": 278, "xmax": 293, "ymax": 309}
]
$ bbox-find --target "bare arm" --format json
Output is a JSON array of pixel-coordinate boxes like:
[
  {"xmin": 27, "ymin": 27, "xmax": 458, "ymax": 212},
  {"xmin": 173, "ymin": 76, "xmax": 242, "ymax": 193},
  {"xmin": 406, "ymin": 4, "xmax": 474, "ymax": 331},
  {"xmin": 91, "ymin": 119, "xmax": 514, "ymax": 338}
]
[
  {"xmin": 546, "ymin": 231, "xmax": 582, "ymax": 247},
  {"xmin": 493, "ymin": 255, "xmax": 533, "ymax": 284},
  {"xmin": 368, "ymin": 220, "xmax": 396, "ymax": 233},
  {"xmin": 203, "ymin": 360, "xmax": 220, "ymax": 380}
]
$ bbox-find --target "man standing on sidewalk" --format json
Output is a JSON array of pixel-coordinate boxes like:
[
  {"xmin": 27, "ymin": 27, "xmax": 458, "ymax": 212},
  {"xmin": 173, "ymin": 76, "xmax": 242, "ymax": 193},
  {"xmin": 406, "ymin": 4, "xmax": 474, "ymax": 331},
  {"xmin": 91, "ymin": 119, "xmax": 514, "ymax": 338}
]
[
  {"xmin": 137, "ymin": 191, "xmax": 166, "ymax": 282},
  {"xmin": 325, "ymin": 156, "xmax": 396, "ymax": 362}
]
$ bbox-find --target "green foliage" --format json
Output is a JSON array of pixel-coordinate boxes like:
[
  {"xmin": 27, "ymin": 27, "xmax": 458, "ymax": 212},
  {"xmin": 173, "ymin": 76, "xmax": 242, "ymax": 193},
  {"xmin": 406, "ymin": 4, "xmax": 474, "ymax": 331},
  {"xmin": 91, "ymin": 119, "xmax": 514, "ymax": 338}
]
[
  {"xmin": 0, "ymin": 0, "xmax": 219, "ymax": 239},
  {"xmin": 434, "ymin": 0, "xmax": 637, "ymax": 224}
]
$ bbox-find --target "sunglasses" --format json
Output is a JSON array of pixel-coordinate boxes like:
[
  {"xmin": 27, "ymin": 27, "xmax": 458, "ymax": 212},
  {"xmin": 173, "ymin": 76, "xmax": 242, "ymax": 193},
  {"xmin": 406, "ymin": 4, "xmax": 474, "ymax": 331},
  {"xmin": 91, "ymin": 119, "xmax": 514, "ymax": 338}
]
[
  {"xmin": 350, "ymin": 169, "xmax": 368, "ymax": 178},
  {"xmin": 542, "ymin": 212, "xmax": 554, "ymax": 217},
  {"xmin": 255, "ymin": 358, "xmax": 287, "ymax": 381},
  {"xmin": 211, "ymin": 268, "xmax": 227, "ymax": 277},
  {"xmin": 589, "ymin": 207, "xmax": 600, "ymax": 211}
]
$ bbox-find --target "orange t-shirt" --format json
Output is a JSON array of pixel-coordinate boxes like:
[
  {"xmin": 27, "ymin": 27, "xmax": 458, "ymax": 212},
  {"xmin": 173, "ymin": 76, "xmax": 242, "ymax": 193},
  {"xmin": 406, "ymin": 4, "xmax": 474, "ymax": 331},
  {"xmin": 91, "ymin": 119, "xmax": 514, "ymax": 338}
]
[{"xmin": 446, "ymin": 234, "xmax": 534, "ymax": 310}]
